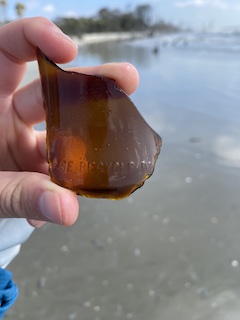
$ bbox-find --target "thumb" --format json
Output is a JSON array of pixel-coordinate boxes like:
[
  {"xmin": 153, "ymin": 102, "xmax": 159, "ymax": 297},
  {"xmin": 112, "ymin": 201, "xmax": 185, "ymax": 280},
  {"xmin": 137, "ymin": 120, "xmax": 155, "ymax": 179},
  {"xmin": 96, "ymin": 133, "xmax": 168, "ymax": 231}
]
[{"xmin": 0, "ymin": 172, "xmax": 79, "ymax": 226}]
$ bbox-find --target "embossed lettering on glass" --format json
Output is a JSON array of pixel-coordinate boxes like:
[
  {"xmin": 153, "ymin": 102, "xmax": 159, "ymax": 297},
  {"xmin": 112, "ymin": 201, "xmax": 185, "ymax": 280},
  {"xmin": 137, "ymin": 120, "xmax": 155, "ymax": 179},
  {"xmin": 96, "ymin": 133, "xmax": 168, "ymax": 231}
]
[{"xmin": 37, "ymin": 48, "xmax": 162, "ymax": 199}]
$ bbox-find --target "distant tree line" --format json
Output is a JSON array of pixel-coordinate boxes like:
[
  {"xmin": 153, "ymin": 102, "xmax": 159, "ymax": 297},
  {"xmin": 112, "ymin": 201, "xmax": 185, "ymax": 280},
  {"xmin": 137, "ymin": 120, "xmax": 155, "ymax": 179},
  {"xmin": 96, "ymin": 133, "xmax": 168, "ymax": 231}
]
[
  {"xmin": 55, "ymin": 4, "xmax": 180, "ymax": 36},
  {"xmin": 0, "ymin": 2, "xmax": 180, "ymax": 35}
]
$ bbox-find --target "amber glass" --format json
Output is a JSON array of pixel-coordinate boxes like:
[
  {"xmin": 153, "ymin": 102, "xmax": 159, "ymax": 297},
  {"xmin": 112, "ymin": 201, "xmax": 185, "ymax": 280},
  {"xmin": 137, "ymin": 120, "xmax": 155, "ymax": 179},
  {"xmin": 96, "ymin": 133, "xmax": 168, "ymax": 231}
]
[{"xmin": 37, "ymin": 48, "xmax": 162, "ymax": 199}]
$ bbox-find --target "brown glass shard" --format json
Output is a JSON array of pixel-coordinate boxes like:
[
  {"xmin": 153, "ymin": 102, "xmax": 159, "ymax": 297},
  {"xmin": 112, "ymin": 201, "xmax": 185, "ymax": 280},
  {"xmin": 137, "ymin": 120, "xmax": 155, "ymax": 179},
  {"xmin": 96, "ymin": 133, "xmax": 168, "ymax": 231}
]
[{"xmin": 37, "ymin": 48, "xmax": 162, "ymax": 200}]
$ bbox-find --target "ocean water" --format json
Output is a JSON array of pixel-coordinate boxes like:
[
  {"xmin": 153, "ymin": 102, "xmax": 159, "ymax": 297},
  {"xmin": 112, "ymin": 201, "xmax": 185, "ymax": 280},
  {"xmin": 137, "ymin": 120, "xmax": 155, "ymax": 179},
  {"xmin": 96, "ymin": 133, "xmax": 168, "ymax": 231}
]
[{"xmin": 9, "ymin": 32, "xmax": 240, "ymax": 320}]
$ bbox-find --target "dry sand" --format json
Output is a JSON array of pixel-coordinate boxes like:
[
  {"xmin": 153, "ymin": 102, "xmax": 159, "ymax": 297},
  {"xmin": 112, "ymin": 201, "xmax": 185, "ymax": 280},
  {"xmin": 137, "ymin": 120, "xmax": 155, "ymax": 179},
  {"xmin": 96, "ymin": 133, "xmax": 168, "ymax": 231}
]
[{"xmin": 72, "ymin": 32, "xmax": 146, "ymax": 46}]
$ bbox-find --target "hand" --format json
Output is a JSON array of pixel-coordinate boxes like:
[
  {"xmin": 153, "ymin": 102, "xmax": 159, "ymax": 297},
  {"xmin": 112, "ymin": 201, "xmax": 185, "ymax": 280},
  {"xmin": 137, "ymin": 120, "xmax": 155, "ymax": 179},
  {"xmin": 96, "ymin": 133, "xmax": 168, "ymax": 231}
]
[{"xmin": 0, "ymin": 17, "xmax": 139, "ymax": 227}]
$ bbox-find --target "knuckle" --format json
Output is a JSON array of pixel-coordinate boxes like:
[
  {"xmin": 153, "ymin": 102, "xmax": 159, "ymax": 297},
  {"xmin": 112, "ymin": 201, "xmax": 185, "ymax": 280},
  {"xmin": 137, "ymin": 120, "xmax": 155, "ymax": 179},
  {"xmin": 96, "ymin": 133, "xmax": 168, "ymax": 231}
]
[{"xmin": 0, "ymin": 178, "xmax": 24, "ymax": 218}]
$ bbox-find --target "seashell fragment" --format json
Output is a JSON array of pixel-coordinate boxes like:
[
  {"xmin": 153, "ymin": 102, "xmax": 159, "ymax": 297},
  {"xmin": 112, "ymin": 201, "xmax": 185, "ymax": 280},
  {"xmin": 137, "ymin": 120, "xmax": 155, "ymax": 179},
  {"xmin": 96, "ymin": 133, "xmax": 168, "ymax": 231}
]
[{"xmin": 37, "ymin": 48, "xmax": 162, "ymax": 199}]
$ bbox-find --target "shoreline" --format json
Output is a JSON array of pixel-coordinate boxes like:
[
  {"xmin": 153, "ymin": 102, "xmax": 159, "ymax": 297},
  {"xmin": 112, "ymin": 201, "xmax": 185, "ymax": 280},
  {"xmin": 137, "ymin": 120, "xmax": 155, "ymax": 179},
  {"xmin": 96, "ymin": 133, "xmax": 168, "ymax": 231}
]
[{"xmin": 71, "ymin": 31, "xmax": 147, "ymax": 46}]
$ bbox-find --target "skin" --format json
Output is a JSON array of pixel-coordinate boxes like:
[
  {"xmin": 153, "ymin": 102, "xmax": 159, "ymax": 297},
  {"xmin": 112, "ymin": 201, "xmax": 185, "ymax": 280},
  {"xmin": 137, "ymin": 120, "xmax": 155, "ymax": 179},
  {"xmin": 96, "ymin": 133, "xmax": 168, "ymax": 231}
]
[{"xmin": 0, "ymin": 17, "xmax": 139, "ymax": 228}]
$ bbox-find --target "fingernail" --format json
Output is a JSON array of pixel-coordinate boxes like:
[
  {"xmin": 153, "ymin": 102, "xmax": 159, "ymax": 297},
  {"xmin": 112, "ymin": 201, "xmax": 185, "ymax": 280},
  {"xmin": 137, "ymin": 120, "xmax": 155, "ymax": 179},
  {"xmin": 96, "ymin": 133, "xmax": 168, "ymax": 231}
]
[
  {"xmin": 38, "ymin": 190, "xmax": 63, "ymax": 224},
  {"xmin": 53, "ymin": 26, "xmax": 78, "ymax": 49}
]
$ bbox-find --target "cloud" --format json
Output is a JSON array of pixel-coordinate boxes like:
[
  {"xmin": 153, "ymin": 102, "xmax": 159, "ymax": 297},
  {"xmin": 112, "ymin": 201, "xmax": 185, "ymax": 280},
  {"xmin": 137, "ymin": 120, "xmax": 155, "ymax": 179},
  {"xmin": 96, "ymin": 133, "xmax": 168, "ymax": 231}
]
[
  {"xmin": 175, "ymin": 0, "xmax": 227, "ymax": 9},
  {"xmin": 42, "ymin": 4, "xmax": 55, "ymax": 13}
]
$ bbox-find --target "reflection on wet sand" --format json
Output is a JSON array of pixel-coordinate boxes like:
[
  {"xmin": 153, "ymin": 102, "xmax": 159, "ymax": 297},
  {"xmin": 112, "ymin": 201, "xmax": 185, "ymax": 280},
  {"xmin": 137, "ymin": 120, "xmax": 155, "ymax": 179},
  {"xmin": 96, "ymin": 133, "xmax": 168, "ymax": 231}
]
[{"xmin": 214, "ymin": 134, "xmax": 240, "ymax": 167}]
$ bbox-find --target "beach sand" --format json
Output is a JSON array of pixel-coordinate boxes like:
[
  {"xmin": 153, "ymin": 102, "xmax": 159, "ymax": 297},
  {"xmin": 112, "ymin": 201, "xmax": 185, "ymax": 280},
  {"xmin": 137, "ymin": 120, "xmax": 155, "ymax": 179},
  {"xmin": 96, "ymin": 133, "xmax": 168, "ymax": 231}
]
[
  {"xmin": 6, "ymin": 34, "xmax": 240, "ymax": 320},
  {"xmin": 72, "ymin": 32, "xmax": 146, "ymax": 46}
]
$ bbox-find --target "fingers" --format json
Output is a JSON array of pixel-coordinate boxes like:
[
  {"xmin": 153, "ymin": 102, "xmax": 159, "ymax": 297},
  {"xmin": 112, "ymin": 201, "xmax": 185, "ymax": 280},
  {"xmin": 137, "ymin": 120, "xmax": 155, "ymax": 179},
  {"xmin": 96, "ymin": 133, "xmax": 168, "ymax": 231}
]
[
  {"xmin": 72, "ymin": 62, "xmax": 139, "ymax": 96},
  {"xmin": 35, "ymin": 130, "xmax": 47, "ymax": 163},
  {"xmin": 0, "ymin": 17, "xmax": 78, "ymax": 95},
  {"xmin": 0, "ymin": 17, "xmax": 78, "ymax": 63},
  {"xmin": 13, "ymin": 78, "xmax": 44, "ymax": 126},
  {"xmin": 0, "ymin": 172, "xmax": 79, "ymax": 226},
  {"xmin": 27, "ymin": 219, "xmax": 46, "ymax": 228},
  {"xmin": 14, "ymin": 62, "xmax": 139, "ymax": 126}
]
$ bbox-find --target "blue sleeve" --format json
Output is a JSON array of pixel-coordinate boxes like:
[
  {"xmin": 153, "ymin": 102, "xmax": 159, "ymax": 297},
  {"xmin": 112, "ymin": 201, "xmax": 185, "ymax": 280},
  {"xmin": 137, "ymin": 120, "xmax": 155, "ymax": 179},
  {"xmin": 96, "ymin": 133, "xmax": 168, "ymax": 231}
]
[{"xmin": 0, "ymin": 268, "xmax": 18, "ymax": 319}]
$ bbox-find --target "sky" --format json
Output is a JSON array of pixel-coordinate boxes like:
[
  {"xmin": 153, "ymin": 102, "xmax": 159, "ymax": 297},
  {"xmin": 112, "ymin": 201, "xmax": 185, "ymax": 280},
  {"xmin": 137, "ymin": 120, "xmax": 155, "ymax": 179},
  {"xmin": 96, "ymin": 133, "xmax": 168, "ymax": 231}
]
[{"xmin": 6, "ymin": 0, "xmax": 240, "ymax": 31}]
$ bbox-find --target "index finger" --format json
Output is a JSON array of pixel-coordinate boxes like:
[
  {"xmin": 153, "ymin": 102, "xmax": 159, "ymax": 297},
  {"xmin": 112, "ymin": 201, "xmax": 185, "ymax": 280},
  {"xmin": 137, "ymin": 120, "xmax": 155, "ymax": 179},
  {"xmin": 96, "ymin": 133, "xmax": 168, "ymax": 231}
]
[{"xmin": 0, "ymin": 17, "xmax": 78, "ymax": 95}]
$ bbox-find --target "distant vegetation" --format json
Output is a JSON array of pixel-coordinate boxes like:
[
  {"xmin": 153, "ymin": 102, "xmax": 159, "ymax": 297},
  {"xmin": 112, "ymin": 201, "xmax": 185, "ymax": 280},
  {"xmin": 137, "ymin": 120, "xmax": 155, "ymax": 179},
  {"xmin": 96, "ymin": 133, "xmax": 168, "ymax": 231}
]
[
  {"xmin": 0, "ymin": 2, "xmax": 180, "ymax": 35},
  {"xmin": 55, "ymin": 4, "xmax": 180, "ymax": 36}
]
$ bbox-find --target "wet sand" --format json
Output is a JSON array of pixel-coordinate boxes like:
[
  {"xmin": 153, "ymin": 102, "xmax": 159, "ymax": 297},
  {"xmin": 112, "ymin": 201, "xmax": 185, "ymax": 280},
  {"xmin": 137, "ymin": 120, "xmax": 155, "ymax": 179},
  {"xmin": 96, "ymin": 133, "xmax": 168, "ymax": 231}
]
[{"xmin": 6, "ymin": 34, "xmax": 240, "ymax": 319}]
